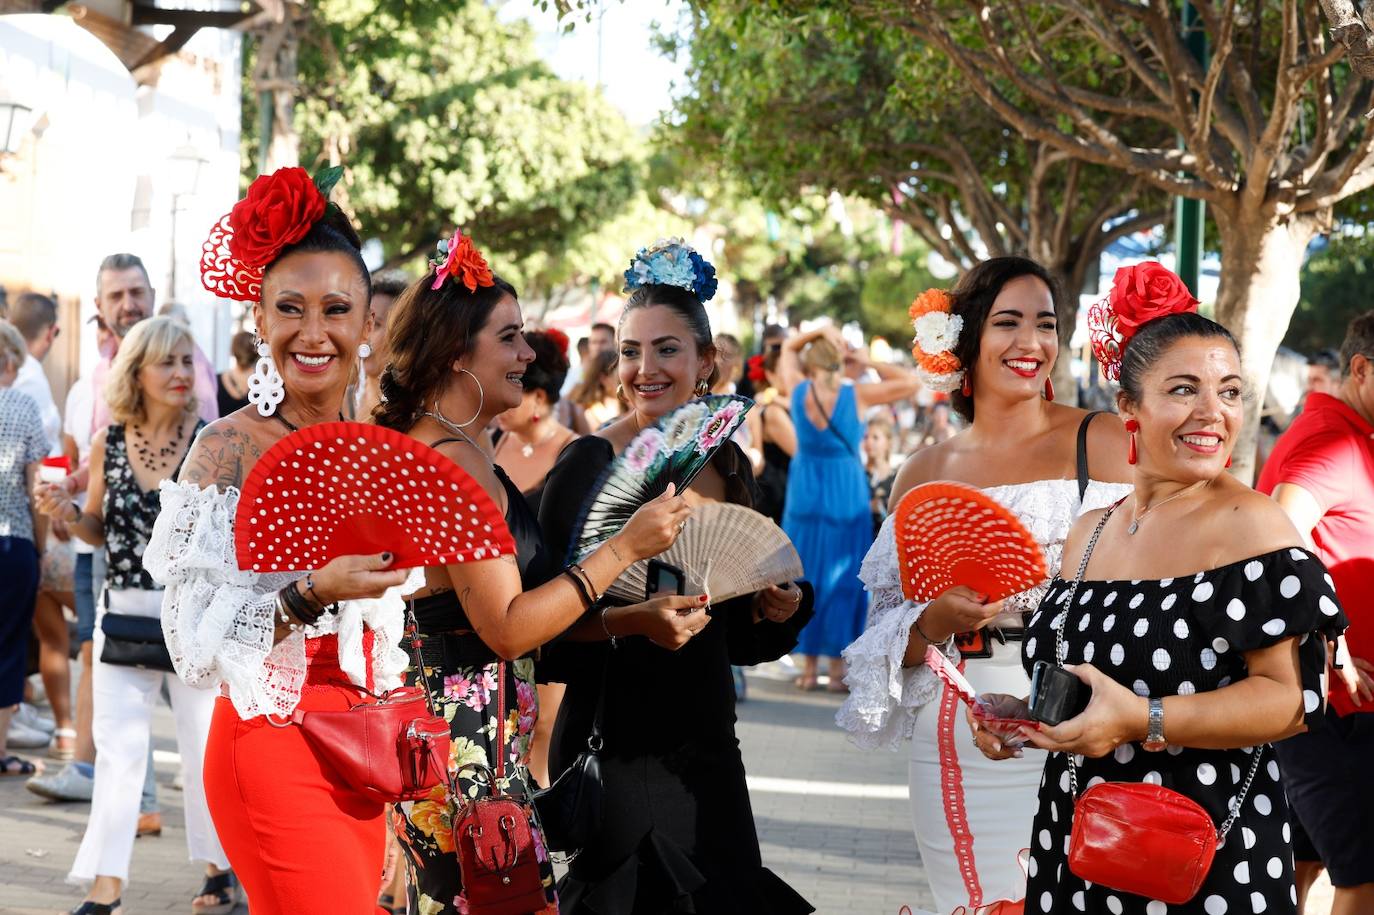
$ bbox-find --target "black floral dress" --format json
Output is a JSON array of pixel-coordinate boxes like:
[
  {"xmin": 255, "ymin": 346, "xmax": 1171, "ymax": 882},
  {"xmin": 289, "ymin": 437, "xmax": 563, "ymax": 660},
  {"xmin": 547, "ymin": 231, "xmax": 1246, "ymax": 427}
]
[
  {"xmin": 392, "ymin": 465, "xmax": 560, "ymax": 915},
  {"xmin": 1022, "ymin": 547, "xmax": 1347, "ymax": 914}
]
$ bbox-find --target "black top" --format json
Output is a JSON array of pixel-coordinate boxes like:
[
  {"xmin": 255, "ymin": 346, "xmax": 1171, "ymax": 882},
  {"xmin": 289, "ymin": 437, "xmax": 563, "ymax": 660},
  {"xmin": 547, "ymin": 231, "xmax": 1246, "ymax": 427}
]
[
  {"xmin": 410, "ymin": 461, "xmax": 557, "ymax": 634},
  {"xmin": 104, "ymin": 422, "xmax": 202, "ymax": 590},
  {"xmin": 216, "ymin": 376, "xmax": 249, "ymax": 418},
  {"xmin": 537, "ymin": 434, "xmax": 814, "ymax": 914},
  {"xmin": 1022, "ymin": 547, "xmax": 1347, "ymax": 914}
]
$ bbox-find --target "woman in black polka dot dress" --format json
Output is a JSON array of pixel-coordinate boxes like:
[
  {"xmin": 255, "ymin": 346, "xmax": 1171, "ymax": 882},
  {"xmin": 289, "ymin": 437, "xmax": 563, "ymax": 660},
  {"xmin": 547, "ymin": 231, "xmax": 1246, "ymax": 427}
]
[{"xmin": 968, "ymin": 267, "xmax": 1349, "ymax": 914}]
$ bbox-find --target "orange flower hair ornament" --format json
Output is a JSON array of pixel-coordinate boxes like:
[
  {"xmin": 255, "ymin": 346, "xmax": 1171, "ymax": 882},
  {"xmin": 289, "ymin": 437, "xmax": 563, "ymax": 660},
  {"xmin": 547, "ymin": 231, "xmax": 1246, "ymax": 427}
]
[
  {"xmin": 908, "ymin": 288, "xmax": 964, "ymax": 393},
  {"xmin": 430, "ymin": 229, "xmax": 495, "ymax": 293}
]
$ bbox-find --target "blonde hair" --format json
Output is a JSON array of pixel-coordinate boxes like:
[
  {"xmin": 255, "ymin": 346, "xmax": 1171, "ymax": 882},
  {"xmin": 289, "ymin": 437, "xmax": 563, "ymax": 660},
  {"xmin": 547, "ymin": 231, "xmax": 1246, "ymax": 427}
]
[
  {"xmin": 105, "ymin": 316, "xmax": 196, "ymax": 424},
  {"xmin": 803, "ymin": 337, "xmax": 842, "ymax": 376},
  {"xmin": 0, "ymin": 320, "xmax": 26, "ymax": 375}
]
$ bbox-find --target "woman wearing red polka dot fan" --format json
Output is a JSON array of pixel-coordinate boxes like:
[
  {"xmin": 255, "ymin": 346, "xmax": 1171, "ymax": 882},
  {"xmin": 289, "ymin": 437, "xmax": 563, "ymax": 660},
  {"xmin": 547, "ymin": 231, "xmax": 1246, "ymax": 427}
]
[{"xmin": 987, "ymin": 263, "xmax": 1349, "ymax": 914}]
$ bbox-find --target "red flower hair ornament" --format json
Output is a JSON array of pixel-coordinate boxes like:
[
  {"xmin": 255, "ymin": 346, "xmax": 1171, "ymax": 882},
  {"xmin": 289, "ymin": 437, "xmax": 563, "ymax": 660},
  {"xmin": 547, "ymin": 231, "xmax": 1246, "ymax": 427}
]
[
  {"xmin": 1088, "ymin": 261, "xmax": 1198, "ymax": 381},
  {"xmin": 747, "ymin": 353, "xmax": 767, "ymax": 384},
  {"xmin": 200, "ymin": 166, "xmax": 342, "ymax": 303},
  {"xmin": 430, "ymin": 229, "xmax": 494, "ymax": 293},
  {"xmin": 542, "ymin": 327, "xmax": 570, "ymax": 357}
]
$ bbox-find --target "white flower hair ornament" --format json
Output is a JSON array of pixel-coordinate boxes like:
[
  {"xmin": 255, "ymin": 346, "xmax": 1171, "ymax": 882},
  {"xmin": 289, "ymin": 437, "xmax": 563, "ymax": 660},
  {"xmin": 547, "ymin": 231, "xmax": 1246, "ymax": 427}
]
[{"xmin": 907, "ymin": 288, "xmax": 964, "ymax": 393}]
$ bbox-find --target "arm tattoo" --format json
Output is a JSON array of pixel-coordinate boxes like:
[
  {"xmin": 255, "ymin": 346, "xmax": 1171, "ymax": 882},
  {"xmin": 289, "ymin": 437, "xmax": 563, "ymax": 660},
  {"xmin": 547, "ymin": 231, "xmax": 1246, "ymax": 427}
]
[
  {"xmin": 179, "ymin": 427, "xmax": 262, "ymax": 492},
  {"xmin": 607, "ymin": 539, "xmax": 625, "ymax": 563}
]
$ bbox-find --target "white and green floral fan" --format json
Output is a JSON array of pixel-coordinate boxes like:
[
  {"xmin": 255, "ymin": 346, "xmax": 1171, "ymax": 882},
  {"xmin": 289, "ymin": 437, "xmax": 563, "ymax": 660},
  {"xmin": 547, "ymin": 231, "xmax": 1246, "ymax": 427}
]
[
  {"xmin": 605, "ymin": 502, "xmax": 803, "ymax": 603},
  {"xmin": 568, "ymin": 395, "xmax": 751, "ymax": 563}
]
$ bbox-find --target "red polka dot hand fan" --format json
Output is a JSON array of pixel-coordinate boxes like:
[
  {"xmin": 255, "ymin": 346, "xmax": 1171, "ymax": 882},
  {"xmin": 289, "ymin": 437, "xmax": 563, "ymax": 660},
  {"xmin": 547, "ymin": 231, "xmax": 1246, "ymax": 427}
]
[
  {"xmin": 235, "ymin": 421, "xmax": 514, "ymax": 573},
  {"xmin": 892, "ymin": 481, "xmax": 1047, "ymax": 603}
]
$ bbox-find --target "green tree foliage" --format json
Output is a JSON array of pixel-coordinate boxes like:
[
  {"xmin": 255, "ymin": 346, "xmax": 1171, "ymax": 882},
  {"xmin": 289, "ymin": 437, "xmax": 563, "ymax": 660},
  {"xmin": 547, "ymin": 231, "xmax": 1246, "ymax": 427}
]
[
  {"xmin": 243, "ymin": 2, "xmax": 645, "ymax": 292},
  {"xmin": 1284, "ymin": 232, "xmax": 1374, "ymax": 355}
]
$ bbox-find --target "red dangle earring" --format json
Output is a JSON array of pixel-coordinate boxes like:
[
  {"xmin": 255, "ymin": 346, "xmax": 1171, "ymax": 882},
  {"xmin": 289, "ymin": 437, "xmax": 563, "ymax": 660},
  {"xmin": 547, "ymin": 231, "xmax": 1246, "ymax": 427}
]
[
  {"xmin": 1043, "ymin": 378, "xmax": 1055, "ymax": 402},
  {"xmin": 1225, "ymin": 455, "xmax": 1232, "ymax": 468},
  {"xmin": 961, "ymin": 373, "xmax": 972, "ymax": 397},
  {"xmin": 532, "ymin": 413, "xmax": 541, "ymax": 423},
  {"xmin": 1125, "ymin": 419, "xmax": 1139, "ymax": 465}
]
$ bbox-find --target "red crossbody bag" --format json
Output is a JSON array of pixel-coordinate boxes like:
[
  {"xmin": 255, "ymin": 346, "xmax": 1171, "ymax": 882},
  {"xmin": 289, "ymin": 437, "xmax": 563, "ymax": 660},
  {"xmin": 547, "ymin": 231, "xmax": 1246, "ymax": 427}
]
[
  {"xmin": 1055, "ymin": 503, "xmax": 1265, "ymax": 904},
  {"xmin": 407, "ymin": 608, "xmax": 547, "ymax": 914}
]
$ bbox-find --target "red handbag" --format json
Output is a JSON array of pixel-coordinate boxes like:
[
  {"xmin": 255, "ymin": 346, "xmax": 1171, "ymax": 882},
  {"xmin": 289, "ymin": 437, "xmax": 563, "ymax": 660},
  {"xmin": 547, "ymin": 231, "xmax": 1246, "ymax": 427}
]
[
  {"xmin": 448, "ymin": 663, "xmax": 547, "ymax": 914},
  {"xmin": 283, "ymin": 683, "xmax": 451, "ymax": 803},
  {"xmin": 1057, "ymin": 504, "xmax": 1265, "ymax": 905}
]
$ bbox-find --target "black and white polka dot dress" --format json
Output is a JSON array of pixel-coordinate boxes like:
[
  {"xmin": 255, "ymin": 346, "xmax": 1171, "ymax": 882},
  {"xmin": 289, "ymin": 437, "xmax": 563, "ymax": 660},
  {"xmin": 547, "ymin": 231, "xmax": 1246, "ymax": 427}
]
[{"xmin": 1022, "ymin": 547, "xmax": 1347, "ymax": 914}]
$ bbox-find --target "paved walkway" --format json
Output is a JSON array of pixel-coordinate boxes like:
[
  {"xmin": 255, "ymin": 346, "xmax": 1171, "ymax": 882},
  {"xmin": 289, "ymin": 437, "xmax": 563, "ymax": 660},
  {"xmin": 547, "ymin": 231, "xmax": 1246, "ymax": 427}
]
[{"xmin": 0, "ymin": 668, "xmax": 1332, "ymax": 914}]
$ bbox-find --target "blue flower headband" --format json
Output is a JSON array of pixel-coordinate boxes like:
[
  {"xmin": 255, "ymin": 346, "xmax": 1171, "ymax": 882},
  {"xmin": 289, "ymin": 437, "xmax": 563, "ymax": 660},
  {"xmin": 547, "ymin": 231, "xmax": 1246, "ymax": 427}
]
[{"xmin": 623, "ymin": 237, "xmax": 718, "ymax": 303}]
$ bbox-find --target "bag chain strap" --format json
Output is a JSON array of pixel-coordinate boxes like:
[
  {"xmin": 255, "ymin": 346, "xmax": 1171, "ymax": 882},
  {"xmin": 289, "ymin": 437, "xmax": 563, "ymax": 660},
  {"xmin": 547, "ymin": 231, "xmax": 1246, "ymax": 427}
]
[{"xmin": 1053, "ymin": 502, "xmax": 1264, "ymax": 846}]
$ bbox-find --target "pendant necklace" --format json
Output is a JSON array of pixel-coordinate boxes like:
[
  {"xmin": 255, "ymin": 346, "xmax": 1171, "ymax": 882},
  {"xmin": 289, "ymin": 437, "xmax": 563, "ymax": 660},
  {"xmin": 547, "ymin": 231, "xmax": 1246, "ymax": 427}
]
[
  {"xmin": 1126, "ymin": 480, "xmax": 1208, "ymax": 535},
  {"xmin": 519, "ymin": 423, "xmax": 557, "ymax": 458},
  {"xmin": 421, "ymin": 404, "xmax": 490, "ymax": 465}
]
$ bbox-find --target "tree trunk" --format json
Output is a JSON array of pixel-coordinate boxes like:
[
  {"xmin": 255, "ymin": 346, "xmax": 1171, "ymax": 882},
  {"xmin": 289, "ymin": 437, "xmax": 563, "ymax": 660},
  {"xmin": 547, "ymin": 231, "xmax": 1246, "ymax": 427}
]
[{"xmin": 1210, "ymin": 209, "xmax": 1322, "ymax": 483}]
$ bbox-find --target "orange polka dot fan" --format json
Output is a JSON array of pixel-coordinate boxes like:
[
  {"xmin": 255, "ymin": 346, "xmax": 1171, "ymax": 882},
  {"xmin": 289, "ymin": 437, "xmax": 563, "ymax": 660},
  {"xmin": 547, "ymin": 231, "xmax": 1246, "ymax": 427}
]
[
  {"xmin": 892, "ymin": 482, "xmax": 1047, "ymax": 603},
  {"xmin": 235, "ymin": 421, "xmax": 515, "ymax": 573}
]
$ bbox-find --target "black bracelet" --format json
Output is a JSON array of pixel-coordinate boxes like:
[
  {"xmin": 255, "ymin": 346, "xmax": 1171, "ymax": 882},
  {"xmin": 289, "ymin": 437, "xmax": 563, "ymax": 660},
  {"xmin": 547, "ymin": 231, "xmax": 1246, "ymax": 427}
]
[
  {"xmin": 568, "ymin": 562, "xmax": 599, "ymax": 604},
  {"xmin": 280, "ymin": 581, "xmax": 323, "ymax": 625},
  {"xmin": 562, "ymin": 568, "xmax": 593, "ymax": 609},
  {"xmin": 305, "ymin": 572, "xmax": 338, "ymax": 615},
  {"xmin": 913, "ymin": 616, "xmax": 943, "ymax": 646}
]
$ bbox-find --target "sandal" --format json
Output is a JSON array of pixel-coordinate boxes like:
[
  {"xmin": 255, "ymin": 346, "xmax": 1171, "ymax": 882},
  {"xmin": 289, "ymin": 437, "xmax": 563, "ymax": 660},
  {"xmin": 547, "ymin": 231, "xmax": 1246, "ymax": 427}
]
[
  {"xmin": 49, "ymin": 727, "xmax": 77, "ymax": 760},
  {"xmin": 191, "ymin": 870, "xmax": 237, "ymax": 915},
  {"xmin": 0, "ymin": 755, "xmax": 37, "ymax": 776},
  {"xmin": 69, "ymin": 900, "xmax": 121, "ymax": 915}
]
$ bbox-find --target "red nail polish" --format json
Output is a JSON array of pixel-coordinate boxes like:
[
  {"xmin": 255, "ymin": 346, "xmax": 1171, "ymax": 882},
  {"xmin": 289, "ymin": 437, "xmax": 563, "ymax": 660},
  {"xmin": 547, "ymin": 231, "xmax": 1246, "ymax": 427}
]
[{"xmin": 698, "ymin": 594, "xmax": 709, "ymax": 603}]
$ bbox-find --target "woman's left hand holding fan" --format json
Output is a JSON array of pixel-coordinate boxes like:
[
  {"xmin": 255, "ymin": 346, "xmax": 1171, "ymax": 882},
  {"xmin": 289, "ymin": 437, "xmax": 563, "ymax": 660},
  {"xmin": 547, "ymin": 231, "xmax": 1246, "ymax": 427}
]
[{"xmin": 753, "ymin": 581, "xmax": 804, "ymax": 624}]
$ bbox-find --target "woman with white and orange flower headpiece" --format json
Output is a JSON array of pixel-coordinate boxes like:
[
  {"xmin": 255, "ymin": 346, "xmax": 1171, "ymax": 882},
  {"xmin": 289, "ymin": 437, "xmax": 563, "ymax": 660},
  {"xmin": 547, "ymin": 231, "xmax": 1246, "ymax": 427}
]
[{"xmin": 836, "ymin": 256, "xmax": 1133, "ymax": 913}]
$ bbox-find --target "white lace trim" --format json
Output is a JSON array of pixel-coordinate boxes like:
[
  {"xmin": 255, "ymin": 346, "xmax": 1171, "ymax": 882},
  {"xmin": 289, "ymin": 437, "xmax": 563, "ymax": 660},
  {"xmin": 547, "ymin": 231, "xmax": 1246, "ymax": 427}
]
[
  {"xmin": 147, "ymin": 480, "xmax": 423, "ymax": 720},
  {"xmin": 836, "ymin": 478, "xmax": 1131, "ymax": 751}
]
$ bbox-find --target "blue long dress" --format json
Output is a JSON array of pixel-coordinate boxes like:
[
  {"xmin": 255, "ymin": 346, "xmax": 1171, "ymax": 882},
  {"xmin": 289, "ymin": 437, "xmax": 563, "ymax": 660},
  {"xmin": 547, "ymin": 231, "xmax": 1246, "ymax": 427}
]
[{"xmin": 784, "ymin": 380, "xmax": 872, "ymax": 658}]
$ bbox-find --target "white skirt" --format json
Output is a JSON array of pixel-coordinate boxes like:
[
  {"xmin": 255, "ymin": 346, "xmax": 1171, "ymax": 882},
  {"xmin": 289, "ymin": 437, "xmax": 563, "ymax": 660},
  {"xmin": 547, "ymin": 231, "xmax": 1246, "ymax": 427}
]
[{"xmin": 908, "ymin": 639, "xmax": 1042, "ymax": 912}]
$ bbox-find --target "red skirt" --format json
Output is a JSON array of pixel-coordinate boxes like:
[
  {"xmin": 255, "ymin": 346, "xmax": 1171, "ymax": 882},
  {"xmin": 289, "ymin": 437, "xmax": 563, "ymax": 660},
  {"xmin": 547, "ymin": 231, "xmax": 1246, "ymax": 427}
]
[{"xmin": 204, "ymin": 633, "xmax": 388, "ymax": 915}]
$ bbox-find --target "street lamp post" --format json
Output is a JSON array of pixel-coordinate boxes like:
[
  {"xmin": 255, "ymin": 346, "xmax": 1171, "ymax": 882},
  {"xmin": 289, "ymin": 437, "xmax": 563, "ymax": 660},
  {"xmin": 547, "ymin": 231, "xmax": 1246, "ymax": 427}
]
[{"xmin": 167, "ymin": 143, "xmax": 209, "ymax": 300}]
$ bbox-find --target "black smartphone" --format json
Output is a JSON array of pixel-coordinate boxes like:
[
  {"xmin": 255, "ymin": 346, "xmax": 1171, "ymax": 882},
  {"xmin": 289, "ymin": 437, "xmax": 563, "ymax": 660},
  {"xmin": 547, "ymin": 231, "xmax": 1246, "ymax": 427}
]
[
  {"xmin": 1028, "ymin": 660, "xmax": 1091, "ymax": 726},
  {"xmin": 646, "ymin": 559, "xmax": 686, "ymax": 600}
]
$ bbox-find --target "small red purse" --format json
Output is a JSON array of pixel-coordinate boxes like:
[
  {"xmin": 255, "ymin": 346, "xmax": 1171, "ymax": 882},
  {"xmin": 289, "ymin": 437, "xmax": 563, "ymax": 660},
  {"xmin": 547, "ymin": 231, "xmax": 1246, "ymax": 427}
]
[
  {"xmin": 284, "ymin": 684, "xmax": 451, "ymax": 803},
  {"xmin": 447, "ymin": 662, "xmax": 548, "ymax": 914},
  {"xmin": 1054, "ymin": 504, "xmax": 1266, "ymax": 904}
]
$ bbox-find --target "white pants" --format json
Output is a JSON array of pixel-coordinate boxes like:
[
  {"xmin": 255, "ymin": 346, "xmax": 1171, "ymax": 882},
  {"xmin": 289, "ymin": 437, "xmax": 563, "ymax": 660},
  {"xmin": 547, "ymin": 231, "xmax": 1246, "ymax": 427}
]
[
  {"xmin": 68, "ymin": 588, "xmax": 228, "ymax": 885},
  {"xmin": 908, "ymin": 640, "xmax": 1042, "ymax": 913}
]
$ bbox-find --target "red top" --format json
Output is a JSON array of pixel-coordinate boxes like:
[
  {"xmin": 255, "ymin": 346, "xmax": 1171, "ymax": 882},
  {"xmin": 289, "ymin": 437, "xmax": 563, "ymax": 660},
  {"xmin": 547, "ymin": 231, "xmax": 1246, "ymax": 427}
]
[{"xmin": 1257, "ymin": 392, "xmax": 1374, "ymax": 716}]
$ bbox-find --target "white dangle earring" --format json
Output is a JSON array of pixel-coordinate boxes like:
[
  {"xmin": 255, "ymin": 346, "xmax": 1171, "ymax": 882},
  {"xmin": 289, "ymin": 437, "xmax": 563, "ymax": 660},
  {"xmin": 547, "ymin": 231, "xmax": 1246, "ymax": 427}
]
[
  {"xmin": 353, "ymin": 343, "xmax": 374, "ymax": 416},
  {"xmin": 248, "ymin": 338, "xmax": 286, "ymax": 417}
]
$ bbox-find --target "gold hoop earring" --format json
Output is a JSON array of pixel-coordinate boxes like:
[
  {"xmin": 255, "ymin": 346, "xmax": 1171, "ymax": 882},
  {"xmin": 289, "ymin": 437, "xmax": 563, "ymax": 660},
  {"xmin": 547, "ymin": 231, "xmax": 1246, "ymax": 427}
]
[
  {"xmin": 616, "ymin": 383, "xmax": 625, "ymax": 400},
  {"xmin": 694, "ymin": 378, "xmax": 709, "ymax": 397}
]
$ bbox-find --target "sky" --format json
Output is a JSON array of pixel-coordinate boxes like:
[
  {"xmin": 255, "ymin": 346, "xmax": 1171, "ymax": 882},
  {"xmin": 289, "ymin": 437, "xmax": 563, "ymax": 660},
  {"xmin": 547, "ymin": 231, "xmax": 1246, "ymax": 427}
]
[{"xmin": 496, "ymin": 0, "xmax": 689, "ymax": 127}]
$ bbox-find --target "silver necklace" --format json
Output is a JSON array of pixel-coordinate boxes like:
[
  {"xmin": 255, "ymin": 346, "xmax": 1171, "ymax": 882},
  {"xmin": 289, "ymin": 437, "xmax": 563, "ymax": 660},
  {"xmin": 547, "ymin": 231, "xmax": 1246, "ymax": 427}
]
[
  {"xmin": 421, "ymin": 404, "xmax": 488, "ymax": 461},
  {"xmin": 1126, "ymin": 480, "xmax": 1208, "ymax": 535},
  {"xmin": 517, "ymin": 422, "xmax": 558, "ymax": 458}
]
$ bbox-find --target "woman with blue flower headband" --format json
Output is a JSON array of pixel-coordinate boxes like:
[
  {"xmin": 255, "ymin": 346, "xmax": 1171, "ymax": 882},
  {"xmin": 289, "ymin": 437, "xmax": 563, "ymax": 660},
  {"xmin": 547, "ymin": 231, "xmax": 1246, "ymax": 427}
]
[{"xmin": 538, "ymin": 239, "xmax": 816, "ymax": 914}]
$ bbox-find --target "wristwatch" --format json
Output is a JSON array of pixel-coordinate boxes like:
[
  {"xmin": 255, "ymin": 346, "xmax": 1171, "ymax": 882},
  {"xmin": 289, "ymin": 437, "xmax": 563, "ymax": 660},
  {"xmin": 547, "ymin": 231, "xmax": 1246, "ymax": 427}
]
[{"xmin": 1142, "ymin": 697, "xmax": 1167, "ymax": 752}]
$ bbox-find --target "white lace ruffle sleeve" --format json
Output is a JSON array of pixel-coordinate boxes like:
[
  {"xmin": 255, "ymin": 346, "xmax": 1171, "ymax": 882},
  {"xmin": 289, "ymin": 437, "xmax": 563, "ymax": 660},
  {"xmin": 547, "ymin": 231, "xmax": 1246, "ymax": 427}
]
[
  {"xmin": 836, "ymin": 478, "xmax": 1133, "ymax": 751},
  {"xmin": 147, "ymin": 480, "xmax": 422, "ymax": 720}
]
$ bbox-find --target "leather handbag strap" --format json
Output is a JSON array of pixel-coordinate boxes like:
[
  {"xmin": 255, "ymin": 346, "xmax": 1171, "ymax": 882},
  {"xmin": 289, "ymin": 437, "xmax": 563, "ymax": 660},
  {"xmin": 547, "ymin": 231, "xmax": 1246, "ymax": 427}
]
[
  {"xmin": 1075, "ymin": 411, "xmax": 1103, "ymax": 502},
  {"xmin": 494, "ymin": 659, "xmax": 507, "ymax": 782}
]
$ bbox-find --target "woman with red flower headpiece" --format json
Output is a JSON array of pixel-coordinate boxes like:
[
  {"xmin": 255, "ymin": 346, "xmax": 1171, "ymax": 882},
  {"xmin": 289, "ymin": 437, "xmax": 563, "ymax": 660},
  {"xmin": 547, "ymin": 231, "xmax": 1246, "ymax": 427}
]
[
  {"xmin": 143, "ymin": 167, "xmax": 421, "ymax": 914},
  {"xmin": 838, "ymin": 256, "xmax": 1135, "ymax": 913},
  {"xmin": 988, "ymin": 262, "xmax": 1346, "ymax": 914}
]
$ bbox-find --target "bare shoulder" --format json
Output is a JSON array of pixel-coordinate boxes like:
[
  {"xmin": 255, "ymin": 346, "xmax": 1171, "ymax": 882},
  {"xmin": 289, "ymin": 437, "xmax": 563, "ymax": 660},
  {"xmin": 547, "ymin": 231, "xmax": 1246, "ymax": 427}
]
[
  {"xmin": 887, "ymin": 439, "xmax": 955, "ymax": 512},
  {"xmin": 179, "ymin": 415, "xmax": 267, "ymax": 492},
  {"xmin": 1047, "ymin": 404, "xmax": 1131, "ymax": 484},
  {"xmin": 431, "ymin": 439, "xmax": 506, "ymax": 508},
  {"xmin": 1202, "ymin": 477, "xmax": 1302, "ymax": 561},
  {"xmin": 1059, "ymin": 505, "xmax": 1113, "ymax": 576},
  {"xmin": 90, "ymin": 426, "xmax": 110, "ymax": 451}
]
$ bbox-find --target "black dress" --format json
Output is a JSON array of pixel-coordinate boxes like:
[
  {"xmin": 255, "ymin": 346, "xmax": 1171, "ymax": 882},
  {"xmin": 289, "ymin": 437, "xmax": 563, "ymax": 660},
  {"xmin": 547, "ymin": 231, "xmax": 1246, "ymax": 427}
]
[
  {"xmin": 393, "ymin": 462, "xmax": 561, "ymax": 915},
  {"xmin": 1021, "ymin": 547, "xmax": 1348, "ymax": 914},
  {"xmin": 538, "ymin": 436, "xmax": 815, "ymax": 914},
  {"xmin": 754, "ymin": 403, "xmax": 792, "ymax": 524}
]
